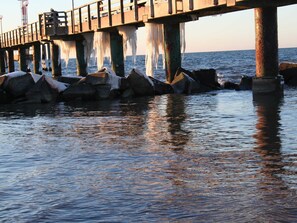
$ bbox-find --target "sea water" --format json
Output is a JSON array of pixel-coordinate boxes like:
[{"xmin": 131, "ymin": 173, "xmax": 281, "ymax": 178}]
[{"xmin": 1, "ymin": 48, "xmax": 297, "ymax": 222}]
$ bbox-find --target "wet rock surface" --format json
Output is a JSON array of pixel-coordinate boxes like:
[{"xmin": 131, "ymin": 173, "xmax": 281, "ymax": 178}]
[{"xmin": 279, "ymin": 62, "xmax": 297, "ymax": 86}]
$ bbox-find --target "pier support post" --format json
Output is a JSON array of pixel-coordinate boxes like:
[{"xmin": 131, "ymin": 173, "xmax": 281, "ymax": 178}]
[
  {"xmin": 18, "ymin": 46, "xmax": 27, "ymax": 72},
  {"xmin": 50, "ymin": 42, "xmax": 62, "ymax": 77},
  {"xmin": 33, "ymin": 42, "xmax": 41, "ymax": 74},
  {"xmin": 110, "ymin": 31, "xmax": 124, "ymax": 77},
  {"xmin": 164, "ymin": 23, "xmax": 181, "ymax": 83},
  {"xmin": 0, "ymin": 50, "xmax": 6, "ymax": 73},
  {"xmin": 8, "ymin": 49, "xmax": 15, "ymax": 73},
  {"xmin": 76, "ymin": 40, "xmax": 87, "ymax": 76},
  {"xmin": 253, "ymin": 7, "xmax": 283, "ymax": 95}
]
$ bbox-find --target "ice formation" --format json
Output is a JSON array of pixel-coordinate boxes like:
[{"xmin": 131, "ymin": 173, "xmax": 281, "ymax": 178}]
[
  {"xmin": 53, "ymin": 40, "xmax": 76, "ymax": 67},
  {"xmin": 82, "ymin": 32, "xmax": 94, "ymax": 66},
  {"xmin": 117, "ymin": 26, "xmax": 137, "ymax": 64},
  {"xmin": 145, "ymin": 23, "xmax": 164, "ymax": 77},
  {"xmin": 180, "ymin": 23, "xmax": 186, "ymax": 61},
  {"xmin": 93, "ymin": 32, "xmax": 111, "ymax": 70}
]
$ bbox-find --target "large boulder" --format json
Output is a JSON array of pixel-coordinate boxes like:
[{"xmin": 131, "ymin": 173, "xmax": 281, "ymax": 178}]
[
  {"xmin": 61, "ymin": 83, "xmax": 96, "ymax": 101},
  {"xmin": 171, "ymin": 72, "xmax": 200, "ymax": 94},
  {"xmin": 0, "ymin": 89, "xmax": 11, "ymax": 104},
  {"xmin": 127, "ymin": 69, "xmax": 154, "ymax": 96},
  {"xmin": 5, "ymin": 73, "xmax": 35, "ymax": 98},
  {"xmin": 190, "ymin": 69, "xmax": 221, "ymax": 90},
  {"xmin": 222, "ymin": 81, "xmax": 239, "ymax": 90},
  {"xmin": 279, "ymin": 62, "xmax": 297, "ymax": 86},
  {"xmin": 57, "ymin": 76, "xmax": 82, "ymax": 85},
  {"xmin": 26, "ymin": 75, "xmax": 59, "ymax": 103},
  {"xmin": 238, "ymin": 75, "xmax": 253, "ymax": 90},
  {"xmin": 0, "ymin": 75, "xmax": 7, "ymax": 88},
  {"xmin": 149, "ymin": 77, "xmax": 174, "ymax": 95}
]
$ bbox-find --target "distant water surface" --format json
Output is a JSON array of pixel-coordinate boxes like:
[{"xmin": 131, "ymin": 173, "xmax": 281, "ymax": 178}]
[{"xmin": 1, "ymin": 48, "xmax": 297, "ymax": 222}]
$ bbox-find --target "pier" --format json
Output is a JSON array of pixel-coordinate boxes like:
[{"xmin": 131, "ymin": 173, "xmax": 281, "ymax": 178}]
[{"xmin": 1, "ymin": 0, "xmax": 297, "ymax": 95}]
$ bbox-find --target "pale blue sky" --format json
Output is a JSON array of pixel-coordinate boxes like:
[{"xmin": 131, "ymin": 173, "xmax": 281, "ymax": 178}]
[{"xmin": 1, "ymin": 1, "xmax": 296, "ymax": 54}]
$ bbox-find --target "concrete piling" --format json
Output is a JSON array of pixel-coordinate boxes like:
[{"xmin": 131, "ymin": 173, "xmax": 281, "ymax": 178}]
[
  {"xmin": 50, "ymin": 42, "xmax": 62, "ymax": 77},
  {"xmin": 76, "ymin": 39, "xmax": 88, "ymax": 76},
  {"xmin": 8, "ymin": 49, "xmax": 15, "ymax": 73},
  {"xmin": 110, "ymin": 31, "xmax": 125, "ymax": 77},
  {"xmin": 33, "ymin": 42, "xmax": 41, "ymax": 74},
  {"xmin": 163, "ymin": 23, "xmax": 181, "ymax": 83},
  {"xmin": 253, "ymin": 7, "xmax": 283, "ymax": 95},
  {"xmin": 18, "ymin": 46, "xmax": 27, "ymax": 72}
]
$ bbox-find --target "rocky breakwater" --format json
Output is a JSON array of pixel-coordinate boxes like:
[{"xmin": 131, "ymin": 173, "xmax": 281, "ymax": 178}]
[
  {"xmin": 0, "ymin": 71, "xmax": 67, "ymax": 104},
  {"xmin": 0, "ymin": 67, "xmax": 252, "ymax": 105}
]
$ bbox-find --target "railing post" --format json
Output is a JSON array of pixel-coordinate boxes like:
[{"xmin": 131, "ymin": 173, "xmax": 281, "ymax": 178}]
[
  {"xmin": 79, "ymin": 8, "xmax": 83, "ymax": 32},
  {"xmin": 189, "ymin": 0, "xmax": 193, "ymax": 10},
  {"xmin": 97, "ymin": 1, "xmax": 101, "ymax": 29},
  {"xmin": 150, "ymin": 0, "xmax": 155, "ymax": 17},
  {"xmin": 88, "ymin": 5, "xmax": 92, "ymax": 30},
  {"xmin": 168, "ymin": 0, "xmax": 173, "ymax": 14},
  {"xmin": 134, "ymin": 0, "xmax": 139, "ymax": 21},
  {"xmin": 120, "ymin": 0, "xmax": 124, "ymax": 24},
  {"xmin": 108, "ymin": 0, "xmax": 112, "ymax": 26}
]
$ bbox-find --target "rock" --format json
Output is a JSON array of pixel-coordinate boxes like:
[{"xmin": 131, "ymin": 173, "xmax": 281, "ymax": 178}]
[
  {"xmin": 149, "ymin": 77, "xmax": 174, "ymax": 95},
  {"xmin": 85, "ymin": 70, "xmax": 109, "ymax": 85},
  {"xmin": 5, "ymin": 73, "xmax": 35, "ymax": 98},
  {"xmin": 0, "ymin": 75, "xmax": 7, "ymax": 88},
  {"xmin": 119, "ymin": 78, "xmax": 130, "ymax": 91},
  {"xmin": 190, "ymin": 69, "xmax": 221, "ymax": 89},
  {"xmin": 222, "ymin": 81, "xmax": 239, "ymax": 90},
  {"xmin": 26, "ymin": 75, "xmax": 59, "ymax": 103},
  {"xmin": 171, "ymin": 72, "xmax": 200, "ymax": 94},
  {"xmin": 61, "ymin": 83, "xmax": 96, "ymax": 101},
  {"xmin": 57, "ymin": 76, "xmax": 82, "ymax": 85},
  {"xmin": 279, "ymin": 62, "xmax": 297, "ymax": 86},
  {"xmin": 94, "ymin": 85, "xmax": 120, "ymax": 100},
  {"xmin": 127, "ymin": 69, "xmax": 154, "ymax": 96},
  {"xmin": 238, "ymin": 75, "xmax": 253, "ymax": 90},
  {"xmin": 0, "ymin": 89, "xmax": 11, "ymax": 104},
  {"xmin": 121, "ymin": 88, "xmax": 135, "ymax": 98}
]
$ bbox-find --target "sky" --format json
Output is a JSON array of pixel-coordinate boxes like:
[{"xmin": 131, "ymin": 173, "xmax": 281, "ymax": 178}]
[{"xmin": 1, "ymin": 0, "xmax": 297, "ymax": 54}]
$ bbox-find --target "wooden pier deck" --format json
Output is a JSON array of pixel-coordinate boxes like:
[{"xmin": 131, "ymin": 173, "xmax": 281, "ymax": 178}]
[{"xmin": 1, "ymin": 0, "xmax": 297, "ymax": 48}]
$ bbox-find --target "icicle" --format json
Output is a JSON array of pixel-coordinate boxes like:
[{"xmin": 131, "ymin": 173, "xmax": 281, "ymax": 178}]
[
  {"xmin": 117, "ymin": 26, "xmax": 137, "ymax": 64},
  {"xmin": 82, "ymin": 33, "xmax": 94, "ymax": 66},
  {"xmin": 180, "ymin": 23, "xmax": 186, "ymax": 62},
  {"xmin": 93, "ymin": 32, "xmax": 111, "ymax": 70},
  {"xmin": 53, "ymin": 40, "xmax": 76, "ymax": 68},
  {"xmin": 145, "ymin": 23, "xmax": 164, "ymax": 77}
]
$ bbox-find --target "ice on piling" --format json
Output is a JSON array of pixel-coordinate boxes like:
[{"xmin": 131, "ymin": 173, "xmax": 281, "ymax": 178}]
[
  {"xmin": 117, "ymin": 26, "xmax": 137, "ymax": 64},
  {"xmin": 145, "ymin": 23, "xmax": 164, "ymax": 77},
  {"xmin": 93, "ymin": 32, "xmax": 111, "ymax": 70}
]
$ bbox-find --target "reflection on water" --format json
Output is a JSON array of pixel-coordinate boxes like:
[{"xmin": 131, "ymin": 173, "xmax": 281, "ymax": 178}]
[{"xmin": 1, "ymin": 92, "xmax": 297, "ymax": 222}]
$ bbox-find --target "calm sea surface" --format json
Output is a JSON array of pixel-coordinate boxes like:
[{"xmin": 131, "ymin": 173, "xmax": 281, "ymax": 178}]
[{"xmin": 1, "ymin": 48, "xmax": 297, "ymax": 222}]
